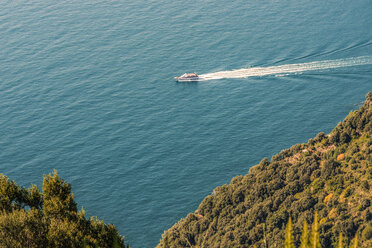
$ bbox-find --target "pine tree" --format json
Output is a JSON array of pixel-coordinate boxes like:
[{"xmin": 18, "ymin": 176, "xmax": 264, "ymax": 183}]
[
  {"xmin": 284, "ymin": 217, "xmax": 295, "ymax": 248},
  {"xmin": 349, "ymin": 234, "xmax": 358, "ymax": 248},
  {"xmin": 310, "ymin": 212, "xmax": 321, "ymax": 248},
  {"xmin": 300, "ymin": 220, "xmax": 310, "ymax": 248},
  {"xmin": 337, "ymin": 232, "xmax": 343, "ymax": 248},
  {"xmin": 42, "ymin": 170, "xmax": 77, "ymax": 219}
]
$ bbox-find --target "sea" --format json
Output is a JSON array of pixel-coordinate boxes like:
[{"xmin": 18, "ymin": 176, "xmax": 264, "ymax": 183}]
[{"xmin": 0, "ymin": 0, "xmax": 371, "ymax": 247}]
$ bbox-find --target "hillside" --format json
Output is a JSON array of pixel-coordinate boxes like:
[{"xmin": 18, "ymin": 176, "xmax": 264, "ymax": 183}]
[{"xmin": 157, "ymin": 93, "xmax": 372, "ymax": 248}]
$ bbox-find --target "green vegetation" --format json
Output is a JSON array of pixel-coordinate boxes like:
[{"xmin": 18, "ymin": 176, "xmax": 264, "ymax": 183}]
[
  {"xmin": 284, "ymin": 212, "xmax": 359, "ymax": 248},
  {"xmin": 310, "ymin": 212, "xmax": 321, "ymax": 248},
  {"xmin": 284, "ymin": 217, "xmax": 295, "ymax": 248},
  {"xmin": 157, "ymin": 93, "xmax": 372, "ymax": 248},
  {"xmin": 0, "ymin": 170, "xmax": 129, "ymax": 248},
  {"xmin": 299, "ymin": 220, "xmax": 310, "ymax": 248}
]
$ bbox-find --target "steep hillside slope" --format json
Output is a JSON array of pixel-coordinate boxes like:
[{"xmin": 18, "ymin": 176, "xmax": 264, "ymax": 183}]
[{"xmin": 157, "ymin": 93, "xmax": 372, "ymax": 248}]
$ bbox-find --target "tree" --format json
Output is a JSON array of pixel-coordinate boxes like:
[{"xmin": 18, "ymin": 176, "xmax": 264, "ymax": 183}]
[
  {"xmin": 0, "ymin": 174, "xmax": 24, "ymax": 212},
  {"xmin": 310, "ymin": 212, "xmax": 321, "ymax": 248},
  {"xmin": 26, "ymin": 184, "xmax": 42, "ymax": 209},
  {"xmin": 284, "ymin": 217, "xmax": 295, "ymax": 248},
  {"xmin": 349, "ymin": 234, "xmax": 358, "ymax": 248},
  {"xmin": 300, "ymin": 220, "xmax": 310, "ymax": 248},
  {"xmin": 0, "ymin": 171, "xmax": 128, "ymax": 248},
  {"xmin": 42, "ymin": 170, "xmax": 77, "ymax": 219},
  {"xmin": 337, "ymin": 232, "xmax": 343, "ymax": 248}
]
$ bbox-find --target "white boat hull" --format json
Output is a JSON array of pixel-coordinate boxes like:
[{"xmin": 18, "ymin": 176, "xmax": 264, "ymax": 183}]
[{"xmin": 174, "ymin": 76, "xmax": 200, "ymax": 82}]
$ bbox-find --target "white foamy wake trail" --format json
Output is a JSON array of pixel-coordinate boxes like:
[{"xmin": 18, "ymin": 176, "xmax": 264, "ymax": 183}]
[{"xmin": 199, "ymin": 56, "xmax": 372, "ymax": 80}]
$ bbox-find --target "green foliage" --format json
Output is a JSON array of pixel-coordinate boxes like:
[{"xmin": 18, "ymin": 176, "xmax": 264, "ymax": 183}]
[
  {"xmin": 0, "ymin": 209, "xmax": 47, "ymax": 248},
  {"xmin": 0, "ymin": 174, "xmax": 25, "ymax": 212},
  {"xmin": 283, "ymin": 216, "xmax": 360, "ymax": 248},
  {"xmin": 285, "ymin": 217, "xmax": 295, "ymax": 248},
  {"xmin": 157, "ymin": 93, "xmax": 372, "ymax": 248},
  {"xmin": 42, "ymin": 170, "xmax": 77, "ymax": 219},
  {"xmin": 300, "ymin": 221, "xmax": 310, "ymax": 248},
  {"xmin": 163, "ymin": 234, "xmax": 170, "ymax": 248},
  {"xmin": 310, "ymin": 212, "xmax": 321, "ymax": 248},
  {"xmin": 349, "ymin": 234, "xmax": 358, "ymax": 248},
  {"xmin": 362, "ymin": 226, "xmax": 372, "ymax": 240},
  {"xmin": 27, "ymin": 184, "xmax": 43, "ymax": 209},
  {"xmin": 0, "ymin": 171, "xmax": 128, "ymax": 248},
  {"xmin": 338, "ymin": 232, "xmax": 343, "ymax": 248}
]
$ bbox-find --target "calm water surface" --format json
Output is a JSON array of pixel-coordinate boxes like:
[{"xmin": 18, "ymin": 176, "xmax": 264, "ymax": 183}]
[{"xmin": 0, "ymin": 0, "xmax": 371, "ymax": 247}]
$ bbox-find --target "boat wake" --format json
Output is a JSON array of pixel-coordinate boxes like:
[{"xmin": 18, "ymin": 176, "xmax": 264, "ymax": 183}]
[{"xmin": 198, "ymin": 56, "xmax": 372, "ymax": 80}]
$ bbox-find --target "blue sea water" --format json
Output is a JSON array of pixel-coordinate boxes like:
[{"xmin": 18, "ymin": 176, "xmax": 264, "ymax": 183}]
[{"xmin": 0, "ymin": 0, "xmax": 371, "ymax": 247}]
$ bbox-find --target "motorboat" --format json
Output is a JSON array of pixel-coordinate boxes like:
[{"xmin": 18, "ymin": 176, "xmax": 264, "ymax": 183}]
[{"xmin": 174, "ymin": 72, "xmax": 200, "ymax": 82}]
